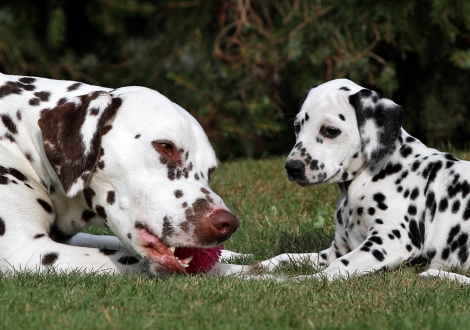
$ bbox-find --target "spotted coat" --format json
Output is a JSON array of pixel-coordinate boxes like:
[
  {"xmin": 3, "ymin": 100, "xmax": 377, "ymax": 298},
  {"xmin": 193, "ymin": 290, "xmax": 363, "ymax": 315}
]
[
  {"xmin": 260, "ymin": 78, "xmax": 470, "ymax": 284},
  {"xmin": 0, "ymin": 73, "xmax": 245, "ymax": 276}
]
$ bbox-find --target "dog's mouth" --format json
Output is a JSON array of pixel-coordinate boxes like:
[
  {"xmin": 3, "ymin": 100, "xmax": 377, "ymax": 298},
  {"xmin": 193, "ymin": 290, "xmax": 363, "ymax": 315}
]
[{"xmin": 139, "ymin": 228, "xmax": 222, "ymax": 274}]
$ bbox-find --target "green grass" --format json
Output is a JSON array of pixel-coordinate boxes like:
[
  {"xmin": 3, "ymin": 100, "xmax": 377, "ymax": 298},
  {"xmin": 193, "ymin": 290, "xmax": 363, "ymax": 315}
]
[{"xmin": 2, "ymin": 156, "xmax": 470, "ymax": 329}]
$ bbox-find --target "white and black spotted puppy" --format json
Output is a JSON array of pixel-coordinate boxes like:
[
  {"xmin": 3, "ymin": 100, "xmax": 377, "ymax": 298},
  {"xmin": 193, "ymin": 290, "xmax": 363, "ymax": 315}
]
[
  {"xmin": 260, "ymin": 78, "xmax": 470, "ymax": 284},
  {"xmin": 0, "ymin": 73, "xmax": 247, "ymax": 276}
]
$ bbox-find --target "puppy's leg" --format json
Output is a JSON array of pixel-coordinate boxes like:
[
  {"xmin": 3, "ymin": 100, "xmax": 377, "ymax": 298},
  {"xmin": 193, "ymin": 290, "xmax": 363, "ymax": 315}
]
[
  {"xmin": 258, "ymin": 246, "xmax": 335, "ymax": 271},
  {"xmin": 295, "ymin": 231, "xmax": 409, "ymax": 281},
  {"xmin": 420, "ymin": 269, "xmax": 470, "ymax": 284}
]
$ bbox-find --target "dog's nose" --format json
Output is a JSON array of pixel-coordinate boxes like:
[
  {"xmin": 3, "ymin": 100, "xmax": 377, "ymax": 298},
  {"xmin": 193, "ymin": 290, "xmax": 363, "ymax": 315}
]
[
  {"xmin": 210, "ymin": 210, "xmax": 239, "ymax": 242},
  {"xmin": 285, "ymin": 159, "xmax": 305, "ymax": 178}
]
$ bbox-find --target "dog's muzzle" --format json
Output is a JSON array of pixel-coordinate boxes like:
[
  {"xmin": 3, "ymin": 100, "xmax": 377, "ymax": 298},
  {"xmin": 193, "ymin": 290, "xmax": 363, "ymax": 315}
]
[{"xmin": 285, "ymin": 159, "xmax": 306, "ymax": 181}]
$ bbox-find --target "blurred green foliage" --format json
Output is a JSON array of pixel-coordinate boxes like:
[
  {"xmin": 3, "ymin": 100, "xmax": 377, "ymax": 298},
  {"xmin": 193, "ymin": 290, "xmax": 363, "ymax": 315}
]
[{"xmin": 1, "ymin": 0, "xmax": 470, "ymax": 158}]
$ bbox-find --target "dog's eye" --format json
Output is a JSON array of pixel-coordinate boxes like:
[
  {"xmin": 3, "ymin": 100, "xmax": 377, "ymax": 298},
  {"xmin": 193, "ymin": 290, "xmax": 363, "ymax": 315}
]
[
  {"xmin": 157, "ymin": 143, "xmax": 173, "ymax": 154},
  {"xmin": 321, "ymin": 126, "xmax": 341, "ymax": 138},
  {"xmin": 294, "ymin": 123, "xmax": 301, "ymax": 135}
]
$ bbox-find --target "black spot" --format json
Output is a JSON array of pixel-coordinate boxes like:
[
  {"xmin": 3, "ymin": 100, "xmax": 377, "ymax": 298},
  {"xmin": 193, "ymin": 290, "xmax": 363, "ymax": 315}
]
[
  {"xmin": 336, "ymin": 209, "xmax": 343, "ymax": 225},
  {"xmin": 339, "ymin": 114, "xmax": 346, "ymax": 121},
  {"xmin": 463, "ymin": 200, "xmax": 470, "ymax": 220},
  {"xmin": 42, "ymin": 252, "xmax": 59, "ymax": 266},
  {"xmin": 441, "ymin": 247, "xmax": 450, "ymax": 260},
  {"xmin": 368, "ymin": 207, "xmax": 375, "ymax": 215},
  {"xmin": 34, "ymin": 233, "xmax": 45, "ymax": 239},
  {"xmin": 135, "ymin": 134, "xmax": 141, "ymax": 139},
  {"xmin": 447, "ymin": 224, "xmax": 461, "ymax": 244},
  {"xmin": 37, "ymin": 198, "xmax": 53, "ymax": 214},
  {"xmin": 372, "ymin": 250, "xmax": 385, "ymax": 261},
  {"xmin": 82, "ymin": 210, "xmax": 96, "ymax": 222},
  {"xmin": 407, "ymin": 205, "xmax": 417, "ymax": 216},
  {"xmin": 426, "ymin": 249, "xmax": 437, "ymax": 259},
  {"xmin": 0, "ymin": 218, "xmax": 5, "ymax": 235},
  {"xmin": 320, "ymin": 253, "xmax": 327, "ymax": 260},
  {"xmin": 406, "ymin": 244, "xmax": 412, "ymax": 252},
  {"xmin": 340, "ymin": 259, "xmax": 349, "ymax": 266},
  {"xmin": 452, "ymin": 200, "xmax": 461, "ymax": 214},
  {"xmin": 127, "ymin": 233, "xmax": 132, "ymax": 239},
  {"xmin": 339, "ymin": 86, "xmax": 350, "ymax": 91},
  {"xmin": 410, "ymin": 188, "xmax": 419, "ymax": 200},
  {"xmin": 305, "ymin": 113, "xmax": 310, "ymax": 121},
  {"xmin": 408, "ymin": 219, "xmax": 423, "ymax": 248},
  {"xmin": 369, "ymin": 236, "xmax": 383, "ymax": 245},
  {"xmin": 117, "ymin": 256, "xmax": 140, "ymax": 265},
  {"xmin": 99, "ymin": 248, "xmax": 117, "ymax": 256},
  {"xmin": 392, "ymin": 229, "xmax": 401, "ymax": 239},
  {"xmin": 371, "ymin": 163, "xmax": 402, "ymax": 182},
  {"xmin": 375, "ymin": 219, "xmax": 383, "ymax": 224},
  {"xmin": 400, "ymin": 145, "xmax": 413, "ymax": 158},
  {"xmin": 357, "ymin": 207, "xmax": 363, "ymax": 215},
  {"xmin": 438, "ymin": 198, "xmax": 448, "ymax": 212}
]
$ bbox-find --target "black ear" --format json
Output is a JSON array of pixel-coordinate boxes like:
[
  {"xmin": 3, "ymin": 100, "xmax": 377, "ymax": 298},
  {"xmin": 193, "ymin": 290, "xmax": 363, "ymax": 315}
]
[
  {"xmin": 38, "ymin": 91, "xmax": 122, "ymax": 197},
  {"xmin": 348, "ymin": 89, "xmax": 405, "ymax": 164}
]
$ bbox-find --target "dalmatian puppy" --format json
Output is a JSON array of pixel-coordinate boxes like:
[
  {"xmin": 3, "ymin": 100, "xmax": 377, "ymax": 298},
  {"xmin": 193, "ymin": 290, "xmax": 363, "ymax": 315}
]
[
  {"xmin": 0, "ymin": 73, "xmax": 247, "ymax": 276},
  {"xmin": 259, "ymin": 78, "xmax": 470, "ymax": 284}
]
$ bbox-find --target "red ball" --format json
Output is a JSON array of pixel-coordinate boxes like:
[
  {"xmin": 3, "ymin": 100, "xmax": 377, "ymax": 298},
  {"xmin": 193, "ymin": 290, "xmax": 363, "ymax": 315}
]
[{"xmin": 174, "ymin": 244, "xmax": 224, "ymax": 274}]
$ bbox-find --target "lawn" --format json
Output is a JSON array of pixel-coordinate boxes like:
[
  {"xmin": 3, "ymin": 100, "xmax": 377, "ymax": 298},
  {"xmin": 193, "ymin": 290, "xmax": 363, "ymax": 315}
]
[{"xmin": 1, "ymin": 156, "xmax": 470, "ymax": 329}]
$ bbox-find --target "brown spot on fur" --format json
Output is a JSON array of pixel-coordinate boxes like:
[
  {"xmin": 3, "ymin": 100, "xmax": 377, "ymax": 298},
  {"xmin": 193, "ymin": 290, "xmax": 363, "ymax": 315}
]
[
  {"xmin": 135, "ymin": 134, "xmax": 141, "ymax": 139},
  {"xmin": 179, "ymin": 221, "xmax": 189, "ymax": 233},
  {"xmin": 1, "ymin": 114, "xmax": 17, "ymax": 134},
  {"xmin": 194, "ymin": 173, "xmax": 199, "ymax": 180},
  {"xmin": 42, "ymin": 252, "xmax": 59, "ymax": 266},
  {"xmin": 102, "ymin": 125, "xmax": 113, "ymax": 135},
  {"xmin": 201, "ymin": 188, "xmax": 210, "ymax": 194},
  {"xmin": 67, "ymin": 82, "xmax": 82, "ymax": 91},
  {"xmin": 162, "ymin": 216, "xmax": 174, "ymax": 238},
  {"xmin": 25, "ymin": 152, "xmax": 33, "ymax": 163},
  {"xmin": 29, "ymin": 98, "xmax": 40, "ymax": 106},
  {"xmin": 106, "ymin": 191, "xmax": 115, "ymax": 205},
  {"xmin": 0, "ymin": 81, "xmax": 22, "ymax": 99},
  {"xmin": 95, "ymin": 205, "xmax": 107, "ymax": 221},
  {"xmin": 18, "ymin": 77, "xmax": 36, "ymax": 84},
  {"xmin": 83, "ymin": 187, "xmax": 95, "ymax": 208},
  {"xmin": 57, "ymin": 97, "xmax": 67, "ymax": 106},
  {"xmin": 185, "ymin": 198, "xmax": 213, "ymax": 245},
  {"xmin": 38, "ymin": 92, "xmax": 122, "ymax": 195},
  {"xmin": 34, "ymin": 233, "xmax": 46, "ymax": 239},
  {"xmin": 174, "ymin": 190, "xmax": 183, "ymax": 198},
  {"xmin": 9, "ymin": 168, "xmax": 27, "ymax": 181},
  {"xmin": 16, "ymin": 110, "xmax": 22, "ymax": 121},
  {"xmin": 34, "ymin": 91, "xmax": 51, "ymax": 102}
]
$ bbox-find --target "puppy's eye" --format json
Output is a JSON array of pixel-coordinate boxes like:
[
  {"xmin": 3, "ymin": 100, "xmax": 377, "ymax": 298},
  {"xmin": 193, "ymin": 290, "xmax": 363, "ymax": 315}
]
[
  {"xmin": 321, "ymin": 126, "xmax": 341, "ymax": 138},
  {"xmin": 157, "ymin": 143, "xmax": 173, "ymax": 154},
  {"xmin": 294, "ymin": 123, "xmax": 301, "ymax": 135}
]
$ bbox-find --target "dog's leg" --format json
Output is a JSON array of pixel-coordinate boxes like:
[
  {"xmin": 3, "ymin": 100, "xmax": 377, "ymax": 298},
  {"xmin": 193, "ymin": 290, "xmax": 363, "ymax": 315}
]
[
  {"xmin": 66, "ymin": 232, "xmax": 127, "ymax": 251},
  {"xmin": 257, "ymin": 246, "xmax": 334, "ymax": 271},
  {"xmin": 2, "ymin": 235, "xmax": 148, "ymax": 275},
  {"xmin": 420, "ymin": 269, "xmax": 470, "ymax": 285}
]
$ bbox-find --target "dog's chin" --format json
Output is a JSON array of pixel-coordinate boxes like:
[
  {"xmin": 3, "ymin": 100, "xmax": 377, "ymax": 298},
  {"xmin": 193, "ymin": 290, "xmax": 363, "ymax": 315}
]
[{"xmin": 138, "ymin": 227, "xmax": 223, "ymax": 276}]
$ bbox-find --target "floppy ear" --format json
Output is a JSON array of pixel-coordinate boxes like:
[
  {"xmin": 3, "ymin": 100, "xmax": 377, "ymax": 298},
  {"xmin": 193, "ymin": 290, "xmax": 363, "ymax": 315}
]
[
  {"xmin": 38, "ymin": 91, "xmax": 122, "ymax": 197},
  {"xmin": 348, "ymin": 89, "xmax": 405, "ymax": 164}
]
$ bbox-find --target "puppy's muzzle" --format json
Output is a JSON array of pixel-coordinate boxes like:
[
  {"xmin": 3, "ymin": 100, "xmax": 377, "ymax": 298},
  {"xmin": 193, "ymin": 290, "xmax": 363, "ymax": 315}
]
[{"xmin": 285, "ymin": 159, "xmax": 306, "ymax": 181}]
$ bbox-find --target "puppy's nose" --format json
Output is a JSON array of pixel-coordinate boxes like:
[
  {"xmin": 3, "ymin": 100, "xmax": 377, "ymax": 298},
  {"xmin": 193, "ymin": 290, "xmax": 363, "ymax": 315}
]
[
  {"xmin": 285, "ymin": 159, "xmax": 305, "ymax": 178},
  {"xmin": 210, "ymin": 210, "xmax": 239, "ymax": 242}
]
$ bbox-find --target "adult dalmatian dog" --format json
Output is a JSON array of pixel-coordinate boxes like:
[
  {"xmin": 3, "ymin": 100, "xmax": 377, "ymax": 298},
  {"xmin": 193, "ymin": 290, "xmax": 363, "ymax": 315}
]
[
  {"xmin": 259, "ymin": 78, "xmax": 470, "ymax": 284},
  {"xmin": 0, "ymin": 73, "xmax": 246, "ymax": 276}
]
